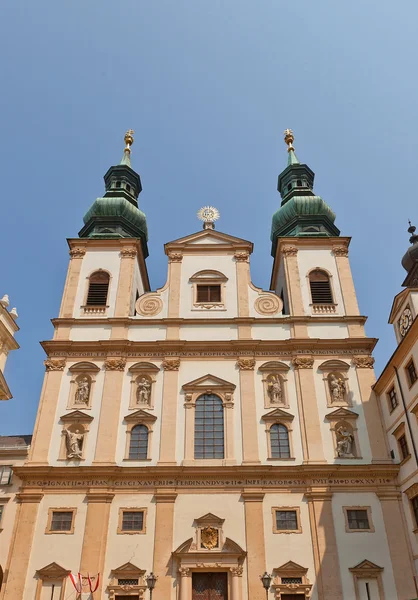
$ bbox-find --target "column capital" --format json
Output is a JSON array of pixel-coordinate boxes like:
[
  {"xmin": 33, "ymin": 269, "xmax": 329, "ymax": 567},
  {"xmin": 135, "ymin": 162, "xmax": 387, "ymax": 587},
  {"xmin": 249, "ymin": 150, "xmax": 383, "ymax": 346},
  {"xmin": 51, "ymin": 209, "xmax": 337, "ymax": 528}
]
[
  {"xmin": 332, "ymin": 245, "xmax": 349, "ymax": 257},
  {"xmin": 104, "ymin": 357, "xmax": 126, "ymax": 371},
  {"xmin": 69, "ymin": 248, "xmax": 86, "ymax": 259},
  {"xmin": 153, "ymin": 492, "xmax": 178, "ymax": 503},
  {"xmin": 179, "ymin": 567, "xmax": 192, "ymax": 577},
  {"xmin": 230, "ymin": 566, "xmax": 243, "ymax": 577},
  {"xmin": 281, "ymin": 245, "xmax": 298, "ymax": 257},
  {"xmin": 292, "ymin": 356, "xmax": 314, "ymax": 370},
  {"xmin": 85, "ymin": 491, "xmax": 115, "ymax": 503},
  {"xmin": 162, "ymin": 358, "xmax": 180, "ymax": 371},
  {"xmin": 234, "ymin": 251, "xmax": 249, "ymax": 262},
  {"xmin": 236, "ymin": 358, "xmax": 256, "ymax": 371},
  {"xmin": 241, "ymin": 491, "xmax": 265, "ymax": 502},
  {"xmin": 376, "ymin": 490, "xmax": 402, "ymax": 501},
  {"xmin": 44, "ymin": 358, "xmax": 66, "ymax": 371},
  {"xmin": 352, "ymin": 355, "xmax": 375, "ymax": 369},
  {"xmin": 168, "ymin": 251, "xmax": 183, "ymax": 263},
  {"xmin": 304, "ymin": 488, "xmax": 333, "ymax": 502},
  {"xmin": 120, "ymin": 248, "xmax": 137, "ymax": 259},
  {"xmin": 16, "ymin": 492, "xmax": 44, "ymax": 503}
]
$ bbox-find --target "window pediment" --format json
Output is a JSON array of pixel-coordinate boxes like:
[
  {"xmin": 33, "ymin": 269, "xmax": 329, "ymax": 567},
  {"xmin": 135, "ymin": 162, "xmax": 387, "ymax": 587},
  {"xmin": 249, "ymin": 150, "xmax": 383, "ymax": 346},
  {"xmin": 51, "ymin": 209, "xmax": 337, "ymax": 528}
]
[
  {"xmin": 259, "ymin": 361, "xmax": 289, "ymax": 373},
  {"xmin": 349, "ymin": 559, "xmax": 383, "ymax": 575},
  {"xmin": 173, "ymin": 536, "xmax": 246, "ymax": 559},
  {"xmin": 318, "ymin": 360, "xmax": 350, "ymax": 372},
  {"xmin": 189, "ymin": 270, "xmax": 228, "ymax": 283},
  {"xmin": 110, "ymin": 562, "xmax": 146, "ymax": 578},
  {"xmin": 325, "ymin": 408, "xmax": 358, "ymax": 421},
  {"xmin": 128, "ymin": 362, "xmax": 160, "ymax": 374},
  {"xmin": 35, "ymin": 562, "xmax": 70, "ymax": 579},
  {"xmin": 123, "ymin": 409, "xmax": 157, "ymax": 423},
  {"xmin": 182, "ymin": 374, "xmax": 236, "ymax": 394},
  {"xmin": 68, "ymin": 362, "xmax": 100, "ymax": 374},
  {"xmin": 195, "ymin": 513, "xmax": 225, "ymax": 526},
  {"xmin": 262, "ymin": 408, "xmax": 294, "ymax": 423},
  {"xmin": 59, "ymin": 410, "xmax": 94, "ymax": 423}
]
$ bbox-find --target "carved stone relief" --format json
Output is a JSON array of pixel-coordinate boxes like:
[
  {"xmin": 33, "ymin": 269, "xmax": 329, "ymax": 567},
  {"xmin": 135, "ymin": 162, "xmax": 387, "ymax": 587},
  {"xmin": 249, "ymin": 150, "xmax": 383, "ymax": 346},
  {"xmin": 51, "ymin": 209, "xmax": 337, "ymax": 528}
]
[
  {"xmin": 336, "ymin": 425, "xmax": 355, "ymax": 458},
  {"xmin": 63, "ymin": 429, "xmax": 84, "ymax": 459},
  {"xmin": 44, "ymin": 359, "xmax": 66, "ymax": 371},
  {"xmin": 135, "ymin": 294, "xmax": 163, "ymax": 317},
  {"xmin": 328, "ymin": 373, "xmax": 346, "ymax": 403},
  {"xmin": 267, "ymin": 375, "xmax": 283, "ymax": 404},
  {"xmin": 105, "ymin": 358, "xmax": 126, "ymax": 371},
  {"xmin": 74, "ymin": 376, "xmax": 91, "ymax": 405},
  {"xmin": 136, "ymin": 377, "xmax": 152, "ymax": 405},
  {"xmin": 254, "ymin": 294, "xmax": 282, "ymax": 316},
  {"xmin": 236, "ymin": 358, "xmax": 256, "ymax": 371}
]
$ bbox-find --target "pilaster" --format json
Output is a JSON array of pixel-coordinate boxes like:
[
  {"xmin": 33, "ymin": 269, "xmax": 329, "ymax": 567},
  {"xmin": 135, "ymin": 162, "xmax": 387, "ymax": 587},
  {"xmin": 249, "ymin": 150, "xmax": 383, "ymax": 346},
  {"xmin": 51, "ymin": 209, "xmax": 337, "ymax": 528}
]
[
  {"xmin": 59, "ymin": 247, "xmax": 86, "ymax": 318},
  {"xmin": 158, "ymin": 358, "xmax": 180, "ymax": 465},
  {"xmin": 242, "ymin": 491, "xmax": 266, "ymax": 600},
  {"xmin": 235, "ymin": 252, "xmax": 252, "ymax": 339},
  {"xmin": 281, "ymin": 245, "xmax": 308, "ymax": 337},
  {"xmin": 152, "ymin": 492, "xmax": 177, "ymax": 600},
  {"xmin": 166, "ymin": 252, "xmax": 182, "ymax": 339},
  {"xmin": 237, "ymin": 358, "xmax": 260, "ymax": 464},
  {"xmin": 114, "ymin": 247, "xmax": 137, "ymax": 317}
]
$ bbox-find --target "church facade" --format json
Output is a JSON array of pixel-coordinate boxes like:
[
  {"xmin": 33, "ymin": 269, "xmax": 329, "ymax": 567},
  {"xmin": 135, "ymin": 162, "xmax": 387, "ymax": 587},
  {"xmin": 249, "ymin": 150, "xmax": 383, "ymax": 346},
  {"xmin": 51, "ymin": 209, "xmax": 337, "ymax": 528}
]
[{"xmin": 1, "ymin": 130, "xmax": 416, "ymax": 600}]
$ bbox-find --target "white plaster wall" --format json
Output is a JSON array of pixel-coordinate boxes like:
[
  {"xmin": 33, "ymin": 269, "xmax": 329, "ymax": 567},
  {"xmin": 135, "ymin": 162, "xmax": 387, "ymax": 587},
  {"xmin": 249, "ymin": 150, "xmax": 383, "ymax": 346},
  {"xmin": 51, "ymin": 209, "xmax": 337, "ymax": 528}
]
[
  {"xmin": 252, "ymin": 323, "xmax": 291, "ymax": 340},
  {"xmin": 128, "ymin": 325, "xmax": 167, "ymax": 341},
  {"xmin": 410, "ymin": 291, "xmax": 418, "ymax": 319},
  {"xmin": 263, "ymin": 493, "xmax": 318, "ymax": 600},
  {"xmin": 176, "ymin": 361, "xmax": 242, "ymax": 464},
  {"xmin": 180, "ymin": 325, "xmax": 238, "ymax": 341},
  {"xmin": 69, "ymin": 325, "xmax": 112, "ymax": 341},
  {"xmin": 297, "ymin": 248, "xmax": 344, "ymax": 316},
  {"xmin": 254, "ymin": 360, "xmax": 303, "ymax": 465},
  {"xmin": 313, "ymin": 362, "xmax": 373, "ymax": 464},
  {"xmin": 179, "ymin": 255, "xmax": 238, "ymax": 319},
  {"xmin": 115, "ymin": 361, "xmax": 163, "ymax": 466},
  {"xmin": 332, "ymin": 492, "xmax": 397, "ymax": 600},
  {"xmin": 23, "ymin": 494, "xmax": 88, "ymax": 600},
  {"xmin": 307, "ymin": 323, "xmax": 349, "ymax": 339},
  {"xmin": 103, "ymin": 494, "xmax": 155, "ymax": 578},
  {"xmin": 173, "ymin": 493, "xmax": 248, "ymax": 598},
  {"xmin": 74, "ymin": 249, "xmax": 122, "ymax": 318},
  {"xmin": 48, "ymin": 361, "xmax": 105, "ymax": 466}
]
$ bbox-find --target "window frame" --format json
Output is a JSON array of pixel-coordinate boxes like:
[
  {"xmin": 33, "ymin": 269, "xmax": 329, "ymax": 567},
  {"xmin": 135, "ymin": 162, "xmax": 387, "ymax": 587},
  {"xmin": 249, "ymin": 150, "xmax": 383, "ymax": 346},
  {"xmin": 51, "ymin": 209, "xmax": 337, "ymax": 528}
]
[
  {"xmin": 387, "ymin": 385, "xmax": 399, "ymax": 413},
  {"xmin": 392, "ymin": 422, "xmax": 411, "ymax": 465},
  {"xmin": 405, "ymin": 358, "xmax": 418, "ymax": 388},
  {"xmin": 272, "ymin": 507, "xmax": 302, "ymax": 534},
  {"xmin": 82, "ymin": 269, "xmax": 112, "ymax": 314},
  {"xmin": 117, "ymin": 507, "xmax": 147, "ymax": 535},
  {"xmin": 411, "ymin": 495, "xmax": 418, "ymax": 530},
  {"xmin": 128, "ymin": 424, "xmax": 149, "ymax": 461},
  {"xmin": 0, "ymin": 465, "xmax": 12, "ymax": 486},
  {"xmin": 270, "ymin": 423, "xmax": 291, "ymax": 459},
  {"xmin": 189, "ymin": 270, "xmax": 228, "ymax": 311},
  {"xmin": 343, "ymin": 507, "xmax": 374, "ymax": 533},
  {"xmin": 194, "ymin": 393, "xmax": 225, "ymax": 460},
  {"xmin": 45, "ymin": 508, "xmax": 77, "ymax": 535},
  {"xmin": 398, "ymin": 433, "xmax": 410, "ymax": 461},
  {"xmin": 123, "ymin": 411, "xmax": 156, "ymax": 462}
]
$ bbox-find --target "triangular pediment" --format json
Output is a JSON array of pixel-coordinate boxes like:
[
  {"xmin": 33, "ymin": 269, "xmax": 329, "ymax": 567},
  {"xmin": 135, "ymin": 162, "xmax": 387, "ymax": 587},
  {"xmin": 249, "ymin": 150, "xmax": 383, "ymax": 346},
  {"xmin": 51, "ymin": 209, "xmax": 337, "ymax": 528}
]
[
  {"xmin": 325, "ymin": 407, "xmax": 358, "ymax": 420},
  {"xmin": 165, "ymin": 229, "xmax": 253, "ymax": 252},
  {"xmin": 261, "ymin": 408, "xmax": 294, "ymax": 421},
  {"xmin": 195, "ymin": 513, "xmax": 225, "ymax": 525},
  {"xmin": 274, "ymin": 560, "xmax": 308, "ymax": 575},
  {"xmin": 349, "ymin": 559, "xmax": 383, "ymax": 573},
  {"xmin": 183, "ymin": 374, "xmax": 236, "ymax": 392},
  {"xmin": 389, "ymin": 288, "xmax": 411, "ymax": 323},
  {"xmin": 111, "ymin": 562, "xmax": 145, "ymax": 576},
  {"xmin": 59, "ymin": 410, "xmax": 93, "ymax": 423},
  {"xmin": 173, "ymin": 536, "xmax": 246, "ymax": 558},
  {"xmin": 124, "ymin": 409, "xmax": 157, "ymax": 423},
  {"xmin": 36, "ymin": 562, "xmax": 70, "ymax": 578}
]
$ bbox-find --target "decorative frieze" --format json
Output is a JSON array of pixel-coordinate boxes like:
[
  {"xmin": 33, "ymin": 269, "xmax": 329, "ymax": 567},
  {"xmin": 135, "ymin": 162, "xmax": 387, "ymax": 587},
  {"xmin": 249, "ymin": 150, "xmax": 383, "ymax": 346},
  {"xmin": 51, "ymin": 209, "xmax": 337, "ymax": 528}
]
[
  {"xmin": 44, "ymin": 359, "xmax": 66, "ymax": 371},
  {"xmin": 352, "ymin": 356, "xmax": 375, "ymax": 369},
  {"xmin": 162, "ymin": 358, "xmax": 181, "ymax": 371},
  {"xmin": 69, "ymin": 248, "xmax": 86, "ymax": 259},
  {"xmin": 120, "ymin": 248, "xmax": 137, "ymax": 259},
  {"xmin": 104, "ymin": 358, "xmax": 126, "ymax": 371},
  {"xmin": 292, "ymin": 356, "xmax": 314, "ymax": 370},
  {"xmin": 281, "ymin": 245, "xmax": 298, "ymax": 257},
  {"xmin": 236, "ymin": 358, "xmax": 256, "ymax": 371}
]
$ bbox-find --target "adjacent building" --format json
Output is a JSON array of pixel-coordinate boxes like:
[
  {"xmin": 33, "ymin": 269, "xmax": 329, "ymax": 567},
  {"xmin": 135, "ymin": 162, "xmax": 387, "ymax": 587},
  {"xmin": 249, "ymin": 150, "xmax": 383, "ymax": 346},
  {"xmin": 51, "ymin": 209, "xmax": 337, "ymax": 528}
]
[
  {"xmin": 0, "ymin": 130, "xmax": 416, "ymax": 600},
  {"xmin": 0, "ymin": 296, "xmax": 19, "ymax": 401}
]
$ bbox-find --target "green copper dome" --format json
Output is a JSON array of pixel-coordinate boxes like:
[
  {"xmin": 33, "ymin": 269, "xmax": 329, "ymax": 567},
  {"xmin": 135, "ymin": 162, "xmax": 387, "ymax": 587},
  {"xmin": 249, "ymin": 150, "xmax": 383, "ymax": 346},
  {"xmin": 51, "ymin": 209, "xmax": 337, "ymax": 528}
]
[
  {"xmin": 270, "ymin": 130, "xmax": 340, "ymax": 255},
  {"xmin": 78, "ymin": 131, "xmax": 149, "ymax": 257}
]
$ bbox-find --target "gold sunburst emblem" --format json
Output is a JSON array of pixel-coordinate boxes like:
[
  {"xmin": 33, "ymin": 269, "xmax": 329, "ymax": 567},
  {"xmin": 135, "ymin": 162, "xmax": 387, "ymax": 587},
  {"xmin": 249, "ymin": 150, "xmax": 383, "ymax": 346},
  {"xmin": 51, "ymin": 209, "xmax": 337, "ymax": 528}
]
[{"xmin": 201, "ymin": 526, "xmax": 219, "ymax": 550}]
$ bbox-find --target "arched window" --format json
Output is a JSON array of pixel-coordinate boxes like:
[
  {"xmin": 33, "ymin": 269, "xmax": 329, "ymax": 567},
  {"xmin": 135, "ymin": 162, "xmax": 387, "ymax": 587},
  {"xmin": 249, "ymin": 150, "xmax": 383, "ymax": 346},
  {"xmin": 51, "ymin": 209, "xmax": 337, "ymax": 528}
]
[
  {"xmin": 129, "ymin": 424, "xmax": 149, "ymax": 460},
  {"xmin": 194, "ymin": 394, "xmax": 224, "ymax": 459},
  {"xmin": 309, "ymin": 269, "xmax": 333, "ymax": 304},
  {"xmin": 86, "ymin": 271, "xmax": 110, "ymax": 306},
  {"xmin": 270, "ymin": 423, "xmax": 290, "ymax": 458}
]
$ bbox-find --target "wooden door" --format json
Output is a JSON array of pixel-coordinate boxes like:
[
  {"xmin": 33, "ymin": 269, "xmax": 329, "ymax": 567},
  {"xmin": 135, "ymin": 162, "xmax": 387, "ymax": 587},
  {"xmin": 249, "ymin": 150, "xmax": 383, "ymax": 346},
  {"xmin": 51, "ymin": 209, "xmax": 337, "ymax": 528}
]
[{"xmin": 192, "ymin": 572, "xmax": 228, "ymax": 600}]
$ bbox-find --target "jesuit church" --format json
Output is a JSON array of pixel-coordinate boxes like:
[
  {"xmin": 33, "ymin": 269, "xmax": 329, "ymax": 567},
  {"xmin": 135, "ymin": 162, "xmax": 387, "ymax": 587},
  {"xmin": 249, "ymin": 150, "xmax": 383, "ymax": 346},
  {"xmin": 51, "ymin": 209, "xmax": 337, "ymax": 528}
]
[{"xmin": 0, "ymin": 129, "xmax": 417, "ymax": 600}]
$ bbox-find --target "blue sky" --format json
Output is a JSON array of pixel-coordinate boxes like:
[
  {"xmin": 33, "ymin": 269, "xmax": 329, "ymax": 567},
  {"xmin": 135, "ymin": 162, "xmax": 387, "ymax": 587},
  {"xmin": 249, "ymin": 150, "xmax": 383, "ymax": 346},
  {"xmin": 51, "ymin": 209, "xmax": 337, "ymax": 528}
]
[{"xmin": 1, "ymin": 1, "xmax": 417, "ymax": 435}]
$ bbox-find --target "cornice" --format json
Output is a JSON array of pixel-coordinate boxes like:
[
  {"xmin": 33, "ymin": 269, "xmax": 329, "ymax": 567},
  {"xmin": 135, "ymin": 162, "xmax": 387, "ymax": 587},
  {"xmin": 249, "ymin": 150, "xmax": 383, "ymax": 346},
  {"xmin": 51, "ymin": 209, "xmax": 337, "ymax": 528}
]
[{"xmin": 41, "ymin": 337, "xmax": 377, "ymax": 359}]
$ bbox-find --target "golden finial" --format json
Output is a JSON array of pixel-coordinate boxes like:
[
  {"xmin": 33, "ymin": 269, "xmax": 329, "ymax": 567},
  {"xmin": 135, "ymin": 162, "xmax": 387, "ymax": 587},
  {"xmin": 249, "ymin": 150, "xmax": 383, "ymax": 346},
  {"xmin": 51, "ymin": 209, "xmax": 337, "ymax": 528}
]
[
  {"xmin": 284, "ymin": 128, "xmax": 295, "ymax": 152},
  {"xmin": 124, "ymin": 129, "xmax": 135, "ymax": 154}
]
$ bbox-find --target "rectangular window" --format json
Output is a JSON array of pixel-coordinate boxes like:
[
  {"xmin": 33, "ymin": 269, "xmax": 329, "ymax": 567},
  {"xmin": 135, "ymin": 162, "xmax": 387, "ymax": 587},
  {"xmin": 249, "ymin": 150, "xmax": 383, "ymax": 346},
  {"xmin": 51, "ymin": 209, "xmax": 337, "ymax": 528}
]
[
  {"xmin": 0, "ymin": 466, "xmax": 12, "ymax": 486},
  {"xmin": 121, "ymin": 510, "xmax": 144, "ymax": 532},
  {"xmin": 347, "ymin": 509, "xmax": 370, "ymax": 530},
  {"xmin": 196, "ymin": 285, "xmax": 221, "ymax": 303},
  {"xmin": 275, "ymin": 510, "xmax": 298, "ymax": 531},
  {"xmin": 50, "ymin": 511, "xmax": 74, "ymax": 532},
  {"xmin": 281, "ymin": 577, "xmax": 303, "ymax": 585},
  {"xmin": 0, "ymin": 505, "xmax": 4, "ymax": 526},
  {"xmin": 387, "ymin": 386, "xmax": 398, "ymax": 412},
  {"xmin": 399, "ymin": 434, "xmax": 410, "ymax": 460},
  {"xmin": 406, "ymin": 359, "xmax": 418, "ymax": 387},
  {"xmin": 411, "ymin": 496, "xmax": 418, "ymax": 528}
]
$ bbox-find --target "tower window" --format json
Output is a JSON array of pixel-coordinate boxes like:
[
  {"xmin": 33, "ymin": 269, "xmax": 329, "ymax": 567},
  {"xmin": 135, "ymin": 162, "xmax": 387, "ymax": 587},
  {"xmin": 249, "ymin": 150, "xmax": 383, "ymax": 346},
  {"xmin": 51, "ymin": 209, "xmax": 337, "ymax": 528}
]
[
  {"xmin": 129, "ymin": 425, "xmax": 149, "ymax": 460},
  {"xmin": 126, "ymin": 184, "xmax": 131, "ymax": 192},
  {"xmin": 297, "ymin": 179, "xmax": 302, "ymax": 186},
  {"xmin": 196, "ymin": 285, "xmax": 221, "ymax": 303},
  {"xmin": 309, "ymin": 270, "xmax": 333, "ymax": 304},
  {"xmin": 86, "ymin": 271, "xmax": 110, "ymax": 306},
  {"xmin": 116, "ymin": 181, "xmax": 121, "ymax": 188},
  {"xmin": 287, "ymin": 183, "xmax": 292, "ymax": 192},
  {"xmin": 270, "ymin": 424, "xmax": 291, "ymax": 458},
  {"xmin": 194, "ymin": 394, "xmax": 224, "ymax": 459}
]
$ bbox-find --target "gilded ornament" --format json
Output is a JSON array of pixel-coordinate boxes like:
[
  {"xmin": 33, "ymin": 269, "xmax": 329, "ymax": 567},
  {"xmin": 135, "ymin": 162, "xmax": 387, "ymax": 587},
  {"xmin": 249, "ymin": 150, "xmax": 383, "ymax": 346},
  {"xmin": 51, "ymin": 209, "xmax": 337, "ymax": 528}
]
[
  {"xmin": 104, "ymin": 358, "xmax": 126, "ymax": 371},
  {"xmin": 200, "ymin": 526, "xmax": 219, "ymax": 550},
  {"xmin": 69, "ymin": 248, "xmax": 86, "ymax": 259},
  {"xmin": 281, "ymin": 245, "xmax": 298, "ymax": 257},
  {"xmin": 332, "ymin": 245, "xmax": 349, "ymax": 257},
  {"xmin": 254, "ymin": 294, "xmax": 282, "ymax": 316},
  {"xmin": 120, "ymin": 248, "xmax": 137, "ymax": 259},
  {"xmin": 124, "ymin": 129, "xmax": 135, "ymax": 153},
  {"xmin": 352, "ymin": 356, "xmax": 375, "ymax": 369},
  {"xmin": 44, "ymin": 359, "xmax": 66, "ymax": 371},
  {"xmin": 236, "ymin": 358, "xmax": 256, "ymax": 370},
  {"xmin": 292, "ymin": 356, "xmax": 314, "ymax": 370},
  {"xmin": 162, "ymin": 358, "xmax": 180, "ymax": 371},
  {"xmin": 136, "ymin": 295, "xmax": 163, "ymax": 317}
]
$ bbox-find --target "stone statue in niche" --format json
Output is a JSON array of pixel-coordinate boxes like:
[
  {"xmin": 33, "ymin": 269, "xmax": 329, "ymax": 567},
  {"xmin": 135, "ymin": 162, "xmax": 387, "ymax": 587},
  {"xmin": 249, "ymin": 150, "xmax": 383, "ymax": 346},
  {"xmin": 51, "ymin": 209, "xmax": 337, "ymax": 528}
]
[
  {"xmin": 267, "ymin": 375, "xmax": 282, "ymax": 403},
  {"xmin": 336, "ymin": 425, "xmax": 354, "ymax": 457},
  {"xmin": 137, "ymin": 377, "xmax": 151, "ymax": 404},
  {"xmin": 329, "ymin": 374, "xmax": 346, "ymax": 402},
  {"xmin": 63, "ymin": 429, "xmax": 84, "ymax": 459},
  {"xmin": 75, "ymin": 376, "xmax": 90, "ymax": 405}
]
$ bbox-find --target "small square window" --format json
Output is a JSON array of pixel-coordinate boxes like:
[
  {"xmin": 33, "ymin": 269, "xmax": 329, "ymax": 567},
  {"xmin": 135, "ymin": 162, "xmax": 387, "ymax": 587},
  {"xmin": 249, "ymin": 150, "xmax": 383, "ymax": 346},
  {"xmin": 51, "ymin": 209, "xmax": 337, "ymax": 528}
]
[
  {"xmin": 276, "ymin": 510, "xmax": 298, "ymax": 531},
  {"xmin": 121, "ymin": 510, "xmax": 144, "ymax": 532},
  {"xmin": 50, "ymin": 511, "xmax": 74, "ymax": 532},
  {"xmin": 406, "ymin": 359, "xmax": 418, "ymax": 387},
  {"xmin": 0, "ymin": 466, "xmax": 12, "ymax": 486},
  {"xmin": 347, "ymin": 509, "xmax": 370, "ymax": 530},
  {"xmin": 399, "ymin": 434, "xmax": 410, "ymax": 460},
  {"xmin": 387, "ymin": 386, "xmax": 398, "ymax": 412},
  {"xmin": 196, "ymin": 285, "xmax": 221, "ymax": 303}
]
